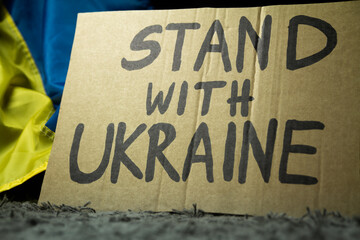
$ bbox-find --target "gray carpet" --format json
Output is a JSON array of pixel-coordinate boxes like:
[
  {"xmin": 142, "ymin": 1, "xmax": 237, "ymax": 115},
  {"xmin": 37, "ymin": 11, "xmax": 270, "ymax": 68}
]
[{"xmin": 1, "ymin": 197, "xmax": 359, "ymax": 240}]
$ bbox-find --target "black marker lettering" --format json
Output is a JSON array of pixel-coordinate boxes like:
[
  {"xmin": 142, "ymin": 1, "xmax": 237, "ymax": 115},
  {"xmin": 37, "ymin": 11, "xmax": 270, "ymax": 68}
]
[
  {"xmin": 111, "ymin": 122, "xmax": 146, "ymax": 183},
  {"xmin": 279, "ymin": 120, "xmax": 325, "ymax": 184},
  {"xmin": 147, "ymin": 82, "xmax": 175, "ymax": 115},
  {"xmin": 121, "ymin": 25, "xmax": 162, "ymax": 70},
  {"xmin": 237, "ymin": 15, "xmax": 272, "ymax": 73},
  {"xmin": 194, "ymin": 20, "xmax": 231, "ymax": 72},
  {"xmin": 239, "ymin": 119, "xmax": 278, "ymax": 183},
  {"xmin": 194, "ymin": 81, "xmax": 227, "ymax": 116},
  {"xmin": 183, "ymin": 122, "xmax": 214, "ymax": 182},
  {"xmin": 287, "ymin": 15, "xmax": 337, "ymax": 70},
  {"xmin": 146, "ymin": 123, "xmax": 180, "ymax": 182},
  {"xmin": 69, "ymin": 123, "xmax": 114, "ymax": 184},
  {"xmin": 177, "ymin": 81, "xmax": 188, "ymax": 116},
  {"xmin": 166, "ymin": 23, "xmax": 201, "ymax": 71},
  {"xmin": 227, "ymin": 79, "xmax": 254, "ymax": 117},
  {"xmin": 223, "ymin": 122, "xmax": 236, "ymax": 181}
]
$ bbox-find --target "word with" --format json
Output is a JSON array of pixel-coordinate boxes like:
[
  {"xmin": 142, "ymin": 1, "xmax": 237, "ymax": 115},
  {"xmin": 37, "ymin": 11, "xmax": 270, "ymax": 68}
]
[{"xmin": 147, "ymin": 79, "xmax": 253, "ymax": 117}]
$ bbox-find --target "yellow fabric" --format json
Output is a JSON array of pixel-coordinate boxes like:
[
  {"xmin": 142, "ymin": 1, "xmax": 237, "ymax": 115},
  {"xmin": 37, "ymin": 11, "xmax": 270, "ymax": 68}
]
[{"xmin": 0, "ymin": 5, "xmax": 54, "ymax": 192}]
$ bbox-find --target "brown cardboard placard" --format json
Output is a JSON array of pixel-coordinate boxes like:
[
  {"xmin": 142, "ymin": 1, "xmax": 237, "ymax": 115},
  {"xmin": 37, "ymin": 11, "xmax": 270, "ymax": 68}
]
[{"xmin": 39, "ymin": 1, "xmax": 360, "ymax": 217}]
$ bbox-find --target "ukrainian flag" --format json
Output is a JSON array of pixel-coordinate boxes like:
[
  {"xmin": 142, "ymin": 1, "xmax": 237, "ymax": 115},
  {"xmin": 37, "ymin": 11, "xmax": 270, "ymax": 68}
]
[{"xmin": 0, "ymin": 0, "xmax": 152, "ymax": 192}]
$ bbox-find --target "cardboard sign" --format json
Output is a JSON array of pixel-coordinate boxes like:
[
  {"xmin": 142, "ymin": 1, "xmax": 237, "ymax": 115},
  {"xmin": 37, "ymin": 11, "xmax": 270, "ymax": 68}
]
[{"xmin": 39, "ymin": 1, "xmax": 360, "ymax": 217}]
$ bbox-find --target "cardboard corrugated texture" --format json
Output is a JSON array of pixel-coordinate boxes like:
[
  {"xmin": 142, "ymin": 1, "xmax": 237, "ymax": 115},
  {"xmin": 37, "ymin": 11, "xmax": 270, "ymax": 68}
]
[{"xmin": 39, "ymin": 1, "xmax": 360, "ymax": 217}]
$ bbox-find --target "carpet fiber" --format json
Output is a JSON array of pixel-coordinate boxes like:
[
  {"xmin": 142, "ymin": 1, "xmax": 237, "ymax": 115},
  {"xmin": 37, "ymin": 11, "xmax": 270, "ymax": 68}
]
[{"xmin": 1, "ymin": 197, "xmax": 359, "ymax": 240}]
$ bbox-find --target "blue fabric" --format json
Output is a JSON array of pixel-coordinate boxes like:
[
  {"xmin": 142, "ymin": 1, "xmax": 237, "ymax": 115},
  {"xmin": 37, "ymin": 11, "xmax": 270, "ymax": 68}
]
[{"xmin": 5, "ymin": 0, "xmax": 153, "ymax": 131}]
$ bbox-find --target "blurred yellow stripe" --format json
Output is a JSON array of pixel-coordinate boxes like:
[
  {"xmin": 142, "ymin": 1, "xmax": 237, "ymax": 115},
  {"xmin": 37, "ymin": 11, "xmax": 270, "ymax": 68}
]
[{"xmin": 0, "ymin": 5, "xmax": 54, "ymax": 192}]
